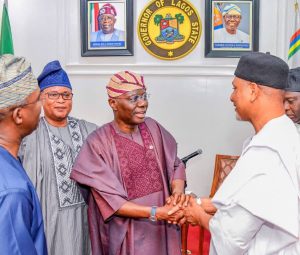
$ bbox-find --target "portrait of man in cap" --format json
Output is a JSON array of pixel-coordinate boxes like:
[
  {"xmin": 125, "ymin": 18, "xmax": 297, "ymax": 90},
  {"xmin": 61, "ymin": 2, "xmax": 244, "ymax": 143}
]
[
  {"xmin": 213, "ymin": 2, "xmax": 251, "ymax": 49},
  {"xmin": 90, "ymin": 2, "xmax": 125, "ymax": 48}
]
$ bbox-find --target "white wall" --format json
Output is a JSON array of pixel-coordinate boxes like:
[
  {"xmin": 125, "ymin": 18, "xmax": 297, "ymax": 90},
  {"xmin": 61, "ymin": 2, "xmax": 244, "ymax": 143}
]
[{"xmin": 8, "ymin": 0, "xmax": 294, "ymax": 196}]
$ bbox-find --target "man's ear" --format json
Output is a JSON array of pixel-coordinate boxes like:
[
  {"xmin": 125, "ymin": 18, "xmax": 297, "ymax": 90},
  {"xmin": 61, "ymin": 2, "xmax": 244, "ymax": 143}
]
[
  {"xmin": 12, "ymin": 107, "xmax": 23, "ymax": 125},
  {"xmin": 108, "ymin": 98, "xmax": 118, "ymax": 111},
  {"xmin": 248, "ymin": 82, "xmax": 259, "ymax": 102}
]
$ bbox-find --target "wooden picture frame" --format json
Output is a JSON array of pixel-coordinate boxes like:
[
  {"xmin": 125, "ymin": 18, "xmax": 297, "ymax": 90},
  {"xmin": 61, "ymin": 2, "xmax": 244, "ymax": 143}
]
[
  {"xmin": 205, "ymin": 0, "xmax": 259, "ymax": 58},
  {"xmin": 80, "ymin": 0, "xmax": 133, "ymax": 57}
]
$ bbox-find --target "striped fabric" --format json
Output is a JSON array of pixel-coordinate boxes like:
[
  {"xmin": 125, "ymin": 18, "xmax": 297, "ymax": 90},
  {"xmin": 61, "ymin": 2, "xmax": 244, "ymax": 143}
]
[
  {"xmin": 0, "ymin": 54, "xmax": 38, "ymax": 109},
  {"xmin": 222, "ymin": 4, "xmax": 241, "ymax": 16},
  {"xmin": 90, "ymin": 3, "xmax": 99, "ymax": 32},
  {"xmin": 289, "ymin": 29, "xmax": 300, "ymax": 59},
  {"xmin": 106, "ymin": 71, "xmax": 146, "ymax": 98},
  {"xmin": 288, "ymin": 1, "xmax": 300, "ymax": 68}
]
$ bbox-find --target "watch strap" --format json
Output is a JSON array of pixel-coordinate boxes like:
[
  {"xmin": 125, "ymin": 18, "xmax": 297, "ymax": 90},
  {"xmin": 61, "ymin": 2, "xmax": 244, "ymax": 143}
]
[{"xmin": 149, "ymin": 206, "xmax": 157, "ymax": 221}]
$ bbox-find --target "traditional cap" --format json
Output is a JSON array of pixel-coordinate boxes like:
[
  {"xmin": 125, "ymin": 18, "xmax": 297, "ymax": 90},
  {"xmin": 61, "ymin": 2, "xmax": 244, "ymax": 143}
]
[
  {"xmin": 106, "ymin": 71, "xmax": 146, "ymax": 98},
  {"xmin": 38, "ymin": 60, "xmax": 72, "ymax": 91},
  {"xmin": 285, "ymin": 67, "xmax": 300, "ymax": 92},
  {"xmin": 0, "ymin": 54, "xmax": 38, "ymax": 110},
  {"xmin": 234, "ymin": 52, "xmax": 289, "ymax": 89},
  {"xmin": 222, "ymin": 4, "xmax": 241, "ymax": 16},
  {"xmin": 99, "ymin": 3, "xmax": 117, "ymax": 17}
]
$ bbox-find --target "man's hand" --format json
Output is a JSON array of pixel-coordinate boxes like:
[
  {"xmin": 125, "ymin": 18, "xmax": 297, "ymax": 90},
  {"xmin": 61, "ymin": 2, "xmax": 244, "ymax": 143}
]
[
  {"xmin": 182, "ymin": 198, "xmax": 212, "ymax": 230},
  {"xmin": 201, "ymin": 197, "xmax": 217, "ymax": 215},
  {"xmin": 156, "ymin": 202, "xmax": 185, "ymax": 224},
  {"xmin": 166, "ymin": 192, "xmax": 191, "ymax": 208},
  {"xmin": 183, "ymin": 197, "xmax": 203, "ymax": 226}
]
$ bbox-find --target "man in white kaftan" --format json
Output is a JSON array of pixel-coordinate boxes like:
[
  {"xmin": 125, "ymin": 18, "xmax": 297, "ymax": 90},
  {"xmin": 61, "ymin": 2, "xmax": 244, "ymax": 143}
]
[
  {"xmin": 19, "ymin": 60, "xmax": 97, "ymax": 255},
  {"xmin": 180, "ymin": 52, "xmax": 300, "ymax": 255},
  {"xmin": 210, "ymin": 115, "xmax": 300, "ymax": 254}
]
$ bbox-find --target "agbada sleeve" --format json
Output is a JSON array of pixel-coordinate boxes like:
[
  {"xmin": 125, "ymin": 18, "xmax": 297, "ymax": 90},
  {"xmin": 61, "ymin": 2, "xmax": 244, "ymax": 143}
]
[
  {"xmin": 0, "ymin": 191, "xmax": 39, "ymax": 255},
  {"xmin": 172, "ymin": 156, "xmax": 186, "ymax": 180},
  {"xmin": 71, "ymin": 131, "xmax": 128, "ymax": 221},
  {"xmin": 209, "ymin": 203, "xmax": 264, "ymax": 255}
]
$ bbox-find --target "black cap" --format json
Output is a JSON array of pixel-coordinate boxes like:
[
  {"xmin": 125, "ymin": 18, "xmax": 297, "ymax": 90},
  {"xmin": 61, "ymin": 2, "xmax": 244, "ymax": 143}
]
[
  {"xmin": 234, "ymin": 52, "xmax": 289, "ymax": 89},
  {"xmin": 285, "ymin": 67, "xmax": 300, "ymax": 92}
]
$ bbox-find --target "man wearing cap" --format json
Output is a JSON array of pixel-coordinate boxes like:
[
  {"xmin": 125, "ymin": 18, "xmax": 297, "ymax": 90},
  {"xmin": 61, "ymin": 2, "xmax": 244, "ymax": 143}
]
[
  {"xmin": 214, "ymin": 3, "xmax": 249, "ymax": 44},
  {"xmin": 71, "ymin": 71, "xmax": 186, "ymax": 255},
  {"xmin": 176, "ymin": 52, "xmax": 300, "ymax": 254},
  {"xmin": 0, "ymin": 54, "xmax": 47, "ymax": 254},
  {"xmin": 285, "ymin": 67, "xmax": 300, "ymax": 134},
  {"xmin": 91, "ymin": 3, "xmax": 125, "ymax": 42},
  {"xmin": 19, "ymin": 60, "xmax": 97, "ymax": 255}
]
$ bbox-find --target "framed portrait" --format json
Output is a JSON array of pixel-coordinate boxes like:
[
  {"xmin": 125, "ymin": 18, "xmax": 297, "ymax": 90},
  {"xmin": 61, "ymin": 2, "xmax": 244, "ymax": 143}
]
[
  {"xmin": 205, "ymin": 0, "xmax": 259, "ymax": 58},
  {"xmin": 80, "ymin": 0, "xmax": 133, "ymax": 56}
]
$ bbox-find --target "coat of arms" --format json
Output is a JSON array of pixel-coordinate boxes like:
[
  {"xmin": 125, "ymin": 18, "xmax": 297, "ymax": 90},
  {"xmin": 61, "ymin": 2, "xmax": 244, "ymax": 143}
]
[
  {"xmin": 154, "ymin": 13, "xmax": 185, "ymax": 44},
  {"xmin": 137, "ymin": 0, "xmax": 202, "ymax": 60}
]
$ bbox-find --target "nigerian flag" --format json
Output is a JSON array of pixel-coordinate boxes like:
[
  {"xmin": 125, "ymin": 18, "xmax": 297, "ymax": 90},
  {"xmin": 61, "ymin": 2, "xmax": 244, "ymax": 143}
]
[{"xmin": 0, "ymin": 1, "xmax": 14, "ymax": 55}]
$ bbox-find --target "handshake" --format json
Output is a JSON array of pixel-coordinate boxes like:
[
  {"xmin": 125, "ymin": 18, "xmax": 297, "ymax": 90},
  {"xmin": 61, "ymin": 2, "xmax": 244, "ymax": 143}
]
[{"xmin": 153, "ymin": 192, "xmax": 217, "ymax": 227}]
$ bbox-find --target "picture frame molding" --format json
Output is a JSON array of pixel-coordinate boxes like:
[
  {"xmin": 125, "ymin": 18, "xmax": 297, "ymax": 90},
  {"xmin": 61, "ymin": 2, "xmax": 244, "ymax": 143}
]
[
  {"xmin": 80, "ymin": 0, "xmax": 133, "ymax": 57},
  {"xmin": 205, "ymin": 0, "xmax": 259, "ymax": 58}
]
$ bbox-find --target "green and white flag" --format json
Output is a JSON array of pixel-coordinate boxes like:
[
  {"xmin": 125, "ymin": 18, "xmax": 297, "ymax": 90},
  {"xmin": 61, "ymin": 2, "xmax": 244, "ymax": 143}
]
[{"xmin": 0, "ymin": 0, "xmax": 14, "ymax": 55}]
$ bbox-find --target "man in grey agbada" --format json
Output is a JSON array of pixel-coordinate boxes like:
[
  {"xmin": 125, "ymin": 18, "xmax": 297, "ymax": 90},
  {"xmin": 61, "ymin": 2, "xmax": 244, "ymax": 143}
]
[{"xmin": 19, "ymin": 60, "xmax": 97, "ymax": 255}]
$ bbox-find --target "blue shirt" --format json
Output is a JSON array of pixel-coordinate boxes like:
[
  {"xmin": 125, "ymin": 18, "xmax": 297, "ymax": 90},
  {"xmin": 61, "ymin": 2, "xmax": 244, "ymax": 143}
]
[{"xmin": 0, "ymin": 146, "xmax": 47, "ymax": 255}]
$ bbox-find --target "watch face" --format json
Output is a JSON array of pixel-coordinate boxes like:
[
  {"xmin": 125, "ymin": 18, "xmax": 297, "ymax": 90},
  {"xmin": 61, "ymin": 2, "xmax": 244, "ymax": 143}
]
[
  {"xmin": 150, "ymin": 206, "xmax": 157, "ymax": 221},
  {"xmin": 196, "ymin": 197, "xmax": 202, "ymax": 205},
  {"xmin": 150, "ymin": 216, "xmax": 156, "ymax": 222}
]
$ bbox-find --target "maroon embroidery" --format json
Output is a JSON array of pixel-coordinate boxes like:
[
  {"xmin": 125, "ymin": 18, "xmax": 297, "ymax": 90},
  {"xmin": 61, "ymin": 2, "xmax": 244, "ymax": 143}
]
[{"xmin": 111, "ymin": 123, "xmax": 163, "ymax": 200}]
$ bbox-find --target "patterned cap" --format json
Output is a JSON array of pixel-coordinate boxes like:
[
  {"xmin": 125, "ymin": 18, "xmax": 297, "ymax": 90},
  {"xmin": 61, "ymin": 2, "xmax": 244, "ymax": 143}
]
[
  {"xmin": 0, "ymin": 54, "xmax": 38, "ymax": 110},
  {"xmin": 99, "ymin": 3, "xmax": 117, "ymax": 17},
  {"xmin": 38, "ymin": 60, "xmax": 72, "ymax": 91},
  {"xmin": 222, "ymin": 4, "xmax": 241, "ymax": 16},
  {"xmin": 106, "ymin": 71, "xmax": 146, "ymax": 98},
  {"xmin": 286, "ymin": 67, "xmax": 300, "ymax": 92}
]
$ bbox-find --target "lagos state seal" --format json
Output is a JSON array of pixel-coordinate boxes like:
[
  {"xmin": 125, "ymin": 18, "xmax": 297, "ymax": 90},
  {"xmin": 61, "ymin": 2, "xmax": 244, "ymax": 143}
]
[{"xmin": 138, "ymin": 0, "xmax": 201, "ymax": 60}]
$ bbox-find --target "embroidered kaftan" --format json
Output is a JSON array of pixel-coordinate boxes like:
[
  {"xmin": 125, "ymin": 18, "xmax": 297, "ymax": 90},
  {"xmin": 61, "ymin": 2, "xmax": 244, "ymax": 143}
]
[{"xmin": 19, "ymin": 117, "xmax": 97, "ymax": 255}]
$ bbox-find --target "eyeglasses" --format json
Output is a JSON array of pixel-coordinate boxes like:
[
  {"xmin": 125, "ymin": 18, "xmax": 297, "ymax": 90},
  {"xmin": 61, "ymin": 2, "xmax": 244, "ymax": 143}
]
[
  {"xmin": 117, "ymin": 93, "xmax": 150, "ymax": 104},
  {"xmin": 224, "ymin": 14, "xmax": 241, "ymax": 20},
  {"xmin": 44, "ymin": 92, "xmax": 73, "ymax": 100}
]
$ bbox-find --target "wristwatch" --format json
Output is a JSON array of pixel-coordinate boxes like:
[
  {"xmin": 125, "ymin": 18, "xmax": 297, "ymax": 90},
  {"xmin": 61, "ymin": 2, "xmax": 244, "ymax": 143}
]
[
  {"xmin": 149, "ymin": 206, "xmax": 157, "ymax": 221},
  {"xmin": 196, "ymin": 197, "xmax": 202, "ymax": 205}
]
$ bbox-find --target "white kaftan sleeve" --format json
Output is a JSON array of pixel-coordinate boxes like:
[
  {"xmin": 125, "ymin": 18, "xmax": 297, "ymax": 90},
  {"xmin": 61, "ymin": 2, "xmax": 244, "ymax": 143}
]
[{"xmin": 209, "ymin": 203, "xmax": 264, "ymax": 255}]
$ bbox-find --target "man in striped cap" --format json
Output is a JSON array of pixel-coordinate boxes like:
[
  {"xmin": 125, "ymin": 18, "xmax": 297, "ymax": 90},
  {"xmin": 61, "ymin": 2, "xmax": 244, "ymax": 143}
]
[
  {"xmin": 214, "ymin": 3, "xmax": 249, "ymax": 44},
  {"xmin": 0, "ymin": 54, "xmax": 47, "ymax": 254},
  {"xmin": 71, "ymin": 71, "xmax": 187, "ymax": 255}
]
